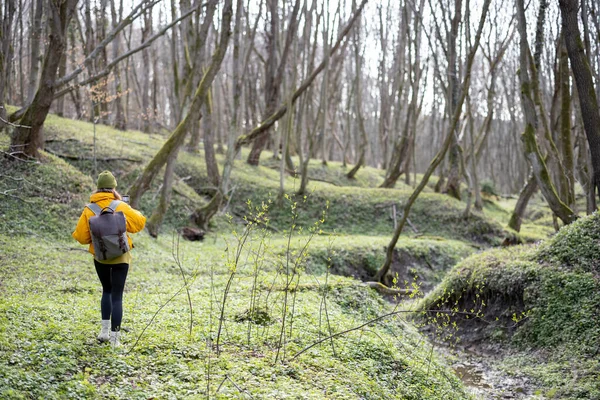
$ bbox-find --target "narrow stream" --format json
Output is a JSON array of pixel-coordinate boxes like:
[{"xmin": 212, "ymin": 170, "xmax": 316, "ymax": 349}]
[{"xmin": 436, "ymin": 345, "xmax": 543, "ymax": 399}]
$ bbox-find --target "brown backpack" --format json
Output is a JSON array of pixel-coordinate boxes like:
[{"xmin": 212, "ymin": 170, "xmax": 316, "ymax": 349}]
[{"xmin": 87, "ymin": 200, "xmax": 130, "ymax": 261}]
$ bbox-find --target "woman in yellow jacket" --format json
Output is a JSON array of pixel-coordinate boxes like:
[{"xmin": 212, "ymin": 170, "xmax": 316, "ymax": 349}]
[{"xmin": 72, "ymin": 171, "xmax": 146, "ymax": 346}]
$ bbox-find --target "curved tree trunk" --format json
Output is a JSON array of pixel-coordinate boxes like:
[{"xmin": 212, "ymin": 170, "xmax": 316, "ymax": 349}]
[{"xmin": 508, "ymin": 172, "xmax": 537, "ymax": 232}]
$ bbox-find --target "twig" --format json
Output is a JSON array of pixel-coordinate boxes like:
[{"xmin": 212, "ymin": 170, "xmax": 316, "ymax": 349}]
[
  {"xmin": 291, "ymin": 309, "xmax": 481, "ymax": 361},
  {"xmin": 227, "ymin": 375, "xmax": 254, "ymax": 399},
  {"xmin": 363, "ymin": 281, "xmax": 416, "ymax": 296},
  {"xmin": 172, "ymin": 233, "xmax": 194, "ymax": 337},
  {"xmin": 0, "ymin": 189, "xmax": 33, "ymax": 203},
  {"xmin": 215, "ymin": 375, "xmax": 228, "ymax": 393},
  {"xmin": 0, "ymin": 106, "xmax": 31, "ymax": 129},
  {"xmin": 126, "ymin": 283, "xmax": 188, "ymax": 355},
  {"xmin": 0, "ymin": 174, "xmax": 44, "ymax": 191}
]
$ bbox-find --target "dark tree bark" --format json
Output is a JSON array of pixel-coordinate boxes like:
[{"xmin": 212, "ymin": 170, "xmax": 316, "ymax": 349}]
[
  {"xmin": 0, "ymin": 0, "xmax": 16, "ymax": 131},
  {"xmin": 515, "ymin": 0, "xmax": 577, "ymax": 225},
  {"xmin": 559, "ymin": 0, "xmax": 600, "ymax": 208},
  {"xmin": 9, "ymin": 0, "xmax": 79, "ymax": 159}
]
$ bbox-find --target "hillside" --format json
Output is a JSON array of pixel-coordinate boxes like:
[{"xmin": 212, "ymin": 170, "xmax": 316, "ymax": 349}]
[
  {"xmin": 3, "ymin": 112, "xmax": 584, "ymax": 398},
  {"xmin": 0, "ymin": 114, "xmax": 490, "ymax": 399},
  {"xmin": 420, "ymin": 212, "xmax": 600, "ymax": 399}
]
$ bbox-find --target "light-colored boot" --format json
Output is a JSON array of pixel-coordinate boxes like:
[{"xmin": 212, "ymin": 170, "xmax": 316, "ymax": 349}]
[
  {"xmin": 109, "ymin": 330, "xmax": 121, "ymax": 347},
  {"xmin": 97, "ymin": 320, "xmax": 110, "ymax": 342}
]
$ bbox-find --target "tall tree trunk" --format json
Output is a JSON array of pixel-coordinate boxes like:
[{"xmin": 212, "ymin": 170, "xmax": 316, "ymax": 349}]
[
  {"xmin": 559, "ymin": 0, "xmax": 600, "ymax": 208},
  {"xmin": 96, "ymin": 0, "xmax": 109, "ymax": 124},
  {"xmin": 0, "ymin": 0, "xmax": 16, "ymax": 131},
  {"xmin": 27, "ymin": 0, "xmax": 44, "ymax": 104},
  {"xmin": 128, "ymin": 0, "xmax": 232, "ymax": 208},
  {"xmin": 347, "ymin": 0, "xmax": 365, "ymax": 179},
  {"xmin": 442, "ymin": 0, "xmax": 463, "ymax": 200},
  {"xmin": 141, "ymin": 8, "xmax": 152, "ymax": 133},
  {"xmin": 10, "ymin": 0, "xmax": 79, "ymax": 159},
  {"xmin": 557, "ymin": 34, "xmax": 575, "ymax": 208},
  {"xmin": 111, "ymin": 0, "xmax": 126, "ymax": 130},
  {"xmin": 68, "ymin": 25, "xmax": 83, "ymax": 119}
]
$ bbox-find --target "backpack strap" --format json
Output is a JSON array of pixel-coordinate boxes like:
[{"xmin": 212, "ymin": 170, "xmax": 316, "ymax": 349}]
[
  {"xmin": 107, "ymin": 200, "xmax": 121, "ymax": 212},
  {"xmin": 86, "ymin": 203, "xmax": 102, "ymax": 215}
]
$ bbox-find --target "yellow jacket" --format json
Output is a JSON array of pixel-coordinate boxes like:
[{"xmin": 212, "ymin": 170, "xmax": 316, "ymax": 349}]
[{"xmin": 72, "ymin": 192, "xmax": 146, "ymax": 261}]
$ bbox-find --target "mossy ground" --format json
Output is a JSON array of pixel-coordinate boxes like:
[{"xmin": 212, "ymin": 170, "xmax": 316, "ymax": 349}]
[{"xmin": 0, "ymin": 113, "xmax": 483, "ymax": 398}]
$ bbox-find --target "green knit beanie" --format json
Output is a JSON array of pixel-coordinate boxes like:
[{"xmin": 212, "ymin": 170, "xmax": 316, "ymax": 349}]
[{"xmin": 97, "ymin": 171, "xmax": 117, "ymax": 189}]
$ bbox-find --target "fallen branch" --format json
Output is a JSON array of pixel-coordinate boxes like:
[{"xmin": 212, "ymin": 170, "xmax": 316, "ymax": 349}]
[
  {"xmin": 362, "ymin": 281, "xmax": 416, "ymax": 296},
  {"xmin": 44, "ymin": 148, "xmax": 141, "ymax": 162},
  {"xmin": 1, "ymin": 150, "xmax": 40, "ymax": 163},
  {"xmin": 291, "ymin": 309, "xmax": 481, "ymax": 361},
  {"xmin": 0, "ymin": 189, "xmax": 33, "ymax": 203}
]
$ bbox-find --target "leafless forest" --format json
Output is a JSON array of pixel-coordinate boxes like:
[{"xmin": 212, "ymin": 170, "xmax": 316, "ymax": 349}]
[{"xmin": 1, "ymin": 0, "xmax": 600, "ymax": 233}]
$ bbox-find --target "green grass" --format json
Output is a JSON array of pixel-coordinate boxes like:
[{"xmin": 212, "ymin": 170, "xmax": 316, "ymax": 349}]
[
  {"xmin": 0, "ymin": 229, "xmax": 471, "ymax": 399},
  {"xmin": 0, "ymin": 114, "xmax": 477, "ymax": 398}
]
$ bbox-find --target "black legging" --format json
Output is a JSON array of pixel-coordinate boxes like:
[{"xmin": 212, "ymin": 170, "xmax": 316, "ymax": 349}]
[{"xmin": 94, "ymin": 260, "xmax": 129, "ymax": 331}]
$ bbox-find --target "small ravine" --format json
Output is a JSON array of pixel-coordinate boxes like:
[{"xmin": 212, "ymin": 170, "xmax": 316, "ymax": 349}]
[{"xmin": 436, "ymin": 345, "xmax": 542, "ymax": 399}]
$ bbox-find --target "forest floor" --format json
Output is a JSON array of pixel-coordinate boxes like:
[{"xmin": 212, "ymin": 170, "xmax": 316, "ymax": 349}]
[{"xmin": 1, "ymin": 110, "xmax": 596, "ymax": 399}]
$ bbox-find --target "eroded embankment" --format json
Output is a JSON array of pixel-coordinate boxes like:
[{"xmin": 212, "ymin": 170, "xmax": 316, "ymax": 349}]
[{"xmin": 418, "ymin": 212, "xmax": 600, "ymax": 399}]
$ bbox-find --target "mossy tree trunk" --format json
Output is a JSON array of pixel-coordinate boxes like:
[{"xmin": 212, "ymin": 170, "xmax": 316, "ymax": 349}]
[
  {"xmin": 128, "ymin": 0, "xmax": 232, "ymax": 209},
  {"xmin": 557, "ymin": 34, "xmax": 575, "ymax": 209},
  {"xmin": 9, "ymin": 0, "xmax": 78, "ymax": 159},
  {"xmin": 515, "ymin": 0, "xmax": 577, "ymax": 226},
  {"xmin": 559, "ymin": 0, "xmax": 600, "ymax": 209},
  {"xmin": 375, "ymin": 0, "xmax": 492, "ymax": 283},
  {"xmin": 508, "ymin": 173, "xmax": 537, "ymax": 232}
]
